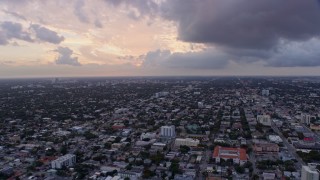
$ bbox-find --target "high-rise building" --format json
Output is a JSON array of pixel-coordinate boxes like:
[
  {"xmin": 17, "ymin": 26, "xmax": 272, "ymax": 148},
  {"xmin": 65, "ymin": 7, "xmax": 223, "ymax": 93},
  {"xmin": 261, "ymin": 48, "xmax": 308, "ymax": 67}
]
[
  {"xmin": 51, "ymin": 154, "xmax": 76, "ymax": 169},
  {"xmin": 160, "ymin": 125, "xmax": 176, "ymax": 138},
  {"xmin": 301, "ymin": 164, "xmax": 319, "ymax": 180}
]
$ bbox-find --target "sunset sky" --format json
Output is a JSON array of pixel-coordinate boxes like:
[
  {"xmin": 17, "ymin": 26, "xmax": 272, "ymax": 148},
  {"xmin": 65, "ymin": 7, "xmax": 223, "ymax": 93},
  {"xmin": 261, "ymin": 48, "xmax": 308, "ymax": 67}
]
[{"xmin": 1, "ymin": 0, "xmax": 320, "ymax": 77}]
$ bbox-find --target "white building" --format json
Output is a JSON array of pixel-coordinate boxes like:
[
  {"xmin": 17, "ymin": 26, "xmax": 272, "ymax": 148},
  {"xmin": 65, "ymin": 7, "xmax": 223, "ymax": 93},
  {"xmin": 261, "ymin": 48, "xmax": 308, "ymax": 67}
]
[
  {"xmin": 198, "ymin": 102, "xmax": 204, "ymax": 109},
  {"xmin": 51, "ymin": 154, "xmax": 76, "ymax": 169},
  {"xmin": 160, "ymin": 125, "xmax": 176, "ymax": 138},
  {"xmin": 301, "ymin": 164, "xmax": 319, "ymax": 180},
  {"xmin": 175, "ymin": 138, "xmax": 199, "ymax": 147},
  {"xmin": 262, "ymin": 89, "xmax": 270, "ymax": 96},
  {"xmin": 268, "ymin": 135, "xmax": 283, "ymax": 144},
  {"xmin": 118, "ymin": 170, "xmax": 141, "ymax": 179},
  {"xmin": 155, "ymin": 91, "xmax": 169, "ymax": 98},
  {"xmin": 301, "ymin": 114, "xmax": 312, "ymax": 125},
  {"xmin": 140, "ymin": 132, "xmax": 157, "ymax": 140},
  {"xmin": 257, "ymin": 115, "xmax": 271, "ymax": 126}
]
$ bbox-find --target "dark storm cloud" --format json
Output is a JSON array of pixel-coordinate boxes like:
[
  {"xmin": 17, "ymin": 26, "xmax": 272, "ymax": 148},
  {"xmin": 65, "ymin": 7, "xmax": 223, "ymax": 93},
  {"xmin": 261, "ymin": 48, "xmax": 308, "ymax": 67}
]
[
  {"xmin": 266, "ymin": 39, "xmax": 320, "ymax": 67},
  {"xmin": 104, "ymin": 0, "xmax": 320, "ymax": 68},
  {"xmin": 30, "ymin": 24, "xmax": 64, "ymax": 44},
  {"xmin": 160, "ymin": 0, "xmax": 320, "ymax": 50},
  {"xmin": 55, "ymin": 47, "xmax": 81, "ymax": 66},
  {"xmin": 0, "ymin": 21, "xmax": 33, "ymax": 45},
  {"xmin": 143, "ymin": 49, "xmax": 229, "ymax": 69}
]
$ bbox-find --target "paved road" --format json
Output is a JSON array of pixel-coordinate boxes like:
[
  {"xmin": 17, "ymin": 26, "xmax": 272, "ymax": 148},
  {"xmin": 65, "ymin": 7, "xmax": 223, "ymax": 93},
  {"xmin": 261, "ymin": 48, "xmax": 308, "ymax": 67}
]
[
  {"xmin": 248, "ymin": 141, "xmax": 258, "ymax": 177},
  {"xmin": 197, "ymin": 150, "xmax": 212, "ymax": 180},
  {"xmin": 271, "ymin": 122, "xmax": 305, "ymax": 168}
]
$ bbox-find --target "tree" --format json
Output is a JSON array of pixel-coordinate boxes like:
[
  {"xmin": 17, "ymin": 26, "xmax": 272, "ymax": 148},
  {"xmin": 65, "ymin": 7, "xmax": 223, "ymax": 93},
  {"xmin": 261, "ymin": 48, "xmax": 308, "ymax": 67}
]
[
  {"xmin": 84, "ymin": 131, "xmax": 97, "ymax": 140},
  {"xmin": 235, "ymin": 165, "xmax": 245, "ymax": 174},
  {"xmin": 170, "ymin": 159, "xmax": 182, "ymax": 175},
  {"xmin": 179, "ymin": 145, "xmax": 190, "ymax": 154},
  {"xmin": 142, "ymin": 169, "xmax": 155, "ymax": 179},
  {"xmin": 60, "ymin": 145, "xmax": 68, "ymax": 155},
  {"xmin": 104, "ymin": 142, "xmax": 111, "ymax": 149},
  {"xmin": 114, "ymin": 136, "xmax": 122, "ymax": 143}
]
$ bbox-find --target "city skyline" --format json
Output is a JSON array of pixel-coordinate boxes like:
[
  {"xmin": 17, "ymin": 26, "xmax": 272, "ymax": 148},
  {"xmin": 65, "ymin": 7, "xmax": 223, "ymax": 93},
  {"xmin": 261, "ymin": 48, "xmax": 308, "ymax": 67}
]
[{"xmin": 1, "ymin": 0, "xmax": 320, "ymax": 77}]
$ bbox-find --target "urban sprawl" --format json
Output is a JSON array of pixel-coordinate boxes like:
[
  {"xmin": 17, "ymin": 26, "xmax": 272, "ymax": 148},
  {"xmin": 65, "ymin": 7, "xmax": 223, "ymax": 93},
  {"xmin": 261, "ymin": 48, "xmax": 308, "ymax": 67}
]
[{"xmin": 0, "ymin": 77, "xmax": 320, "ymax": 180}]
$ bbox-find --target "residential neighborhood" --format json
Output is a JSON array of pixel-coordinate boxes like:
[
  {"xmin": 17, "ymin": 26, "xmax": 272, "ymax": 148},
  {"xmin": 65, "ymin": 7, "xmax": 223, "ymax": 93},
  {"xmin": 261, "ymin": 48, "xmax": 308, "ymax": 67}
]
[{"xmin": 0, "ymin": 77, "xmax": 320, "ymax": 180}]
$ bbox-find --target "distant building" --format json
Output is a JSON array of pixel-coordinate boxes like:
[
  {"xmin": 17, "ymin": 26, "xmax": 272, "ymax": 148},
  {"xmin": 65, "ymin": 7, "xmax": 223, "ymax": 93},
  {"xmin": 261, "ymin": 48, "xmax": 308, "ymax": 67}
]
[
  {"xmin": 310, "ymin": 124, "xmax": 320, "ymax": 131},
  {"xmin": 198, "ymin": 102, "xmax": 204, "ymax": 109},
  {"xmin": 257, "ymin": 115, "xmax": 271, "ymax": 126},
  {"xmin": 118, "ymin": 170, "xmax": 142, "ymax": 179},
  {"xmin": 301, "ymin": 164, "xmax": 319, "ymax": 180},
  {"xmin": 51, "ymin": 154, "xmax": 76, "ymax": 169},
  {"xmin": 212, "ymin": 146, "xmax": 247, "ymax": 165},
  {"xmin": 268, "ymin": 135, "xmax": 283, "ymax": 144},
  {"xmin": 155, "ymin": 91, "xmax": 169, "ymax": 98},
  {"xmin": 301, "ymin": 114, "xmax": 312, "ymax": 125},
  {"xmin": 253, "ymin": 142, "xmax": 279, "ymax": 154},
  {"xmin": 160, "ymin": 125, "xmax": 176, "ymax": 138},
  {"xmin": 262, "ymin": 172, "xmax": 275, "ymax": 180},
  {"xmin": 140, "ymin": 132, "xmax": 157, "ymax": 140},
  {"xmin": 175, "ymin": 138, "xmax": 199, "ymax": 147},
  {"xmin": 0, "ymin": 166, "xmax": 13, "ymax": 176},
  {"xmin": 262, "ymin": 89, "xmax": 270, "ymax": 96},
  {"xmin": 112, "ymin": 123, "xmax": 125, "ymax": 130}
]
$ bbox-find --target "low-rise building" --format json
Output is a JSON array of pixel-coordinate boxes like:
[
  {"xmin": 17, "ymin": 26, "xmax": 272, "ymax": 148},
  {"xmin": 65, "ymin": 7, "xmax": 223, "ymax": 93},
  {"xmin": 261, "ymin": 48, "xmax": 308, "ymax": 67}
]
[
  {"xmin": 174, "ymin": 138, "xmax": 200, "ymax": 147},
  {"xmin": 253, "ymin": 142, "xmax": 279, "ymax": 154},
  {"xmin": 257, "ymin": 115, "xmax": 271, "ymax": 126},
  {"xmin": 212, "ymin": 146, "xmax": 247, "ymax": 165}
]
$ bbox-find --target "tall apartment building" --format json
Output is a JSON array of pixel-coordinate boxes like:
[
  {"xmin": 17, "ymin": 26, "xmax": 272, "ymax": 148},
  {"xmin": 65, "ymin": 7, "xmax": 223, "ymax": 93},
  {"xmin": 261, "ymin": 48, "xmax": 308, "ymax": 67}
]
[
  {"xmin": 301, "ymin": 164, "xmax": 319, "ymax": 180},
  {"xmin": 51, "ymin": 154, "xmax": 76, "ymax": 169},
  {"xmin": 160, "ymin": 125, "xmax": 176, "ymax": 138}
]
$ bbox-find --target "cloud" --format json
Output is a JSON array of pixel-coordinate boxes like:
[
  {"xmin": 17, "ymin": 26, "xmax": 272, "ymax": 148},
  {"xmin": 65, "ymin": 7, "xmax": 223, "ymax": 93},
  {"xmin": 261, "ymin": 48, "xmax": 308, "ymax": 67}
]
[
  {"xmin": 143, "ymin": 49, "xmax": 229, "ymax": 69},
  {"xmin": 30, "ymin": 24, "xmax": 64, "ymax": 44},
  {"xmin": 0, "ymin": 21, "xmax": 33, "ymax": 45},
  {"xmin": 55, "ymin": 46, "xmax": 81, "ymax": 66},
  {"xmin": 160, "ymin": 0, "xmax": 320, "ymax": 50},
  {"xmin": 267, "ymin": 38, "xmax": 320, "ymax": 67},
  {"xmin": 94, "ymin": 19, "xmax": 103, "ymax": 28},
  {"xmin": 105, "ymin": 0, "xmax": 159, "ymax": 19},
  {"xmin": 0, "ymin": 31, "xmax": 8, "ymax": 45},
  {"xmin": 3, "ymin": 10, "xmax": 27, "ymax": 21},
  {"xmin": 74, "ymin": 0, "xmax": 90, "ymax": 23}
]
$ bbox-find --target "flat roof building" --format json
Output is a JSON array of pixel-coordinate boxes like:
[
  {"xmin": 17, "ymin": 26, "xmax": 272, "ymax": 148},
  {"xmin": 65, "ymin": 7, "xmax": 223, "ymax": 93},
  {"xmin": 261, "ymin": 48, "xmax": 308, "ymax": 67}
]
[
  {"xmin": 51, "ymin": 154, "xmax": 76, "ymax": 169},
  {"xmin": 213, "ymin": 146, "xmax": 247, "ymax": 165}
]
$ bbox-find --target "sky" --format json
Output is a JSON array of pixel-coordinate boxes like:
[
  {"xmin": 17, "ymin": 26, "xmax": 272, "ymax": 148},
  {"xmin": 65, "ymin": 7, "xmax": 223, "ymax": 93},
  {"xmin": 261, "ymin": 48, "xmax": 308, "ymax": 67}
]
[{"xmin": 1, "ymin": 0, "xmax": 320, "ymax": 77}]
